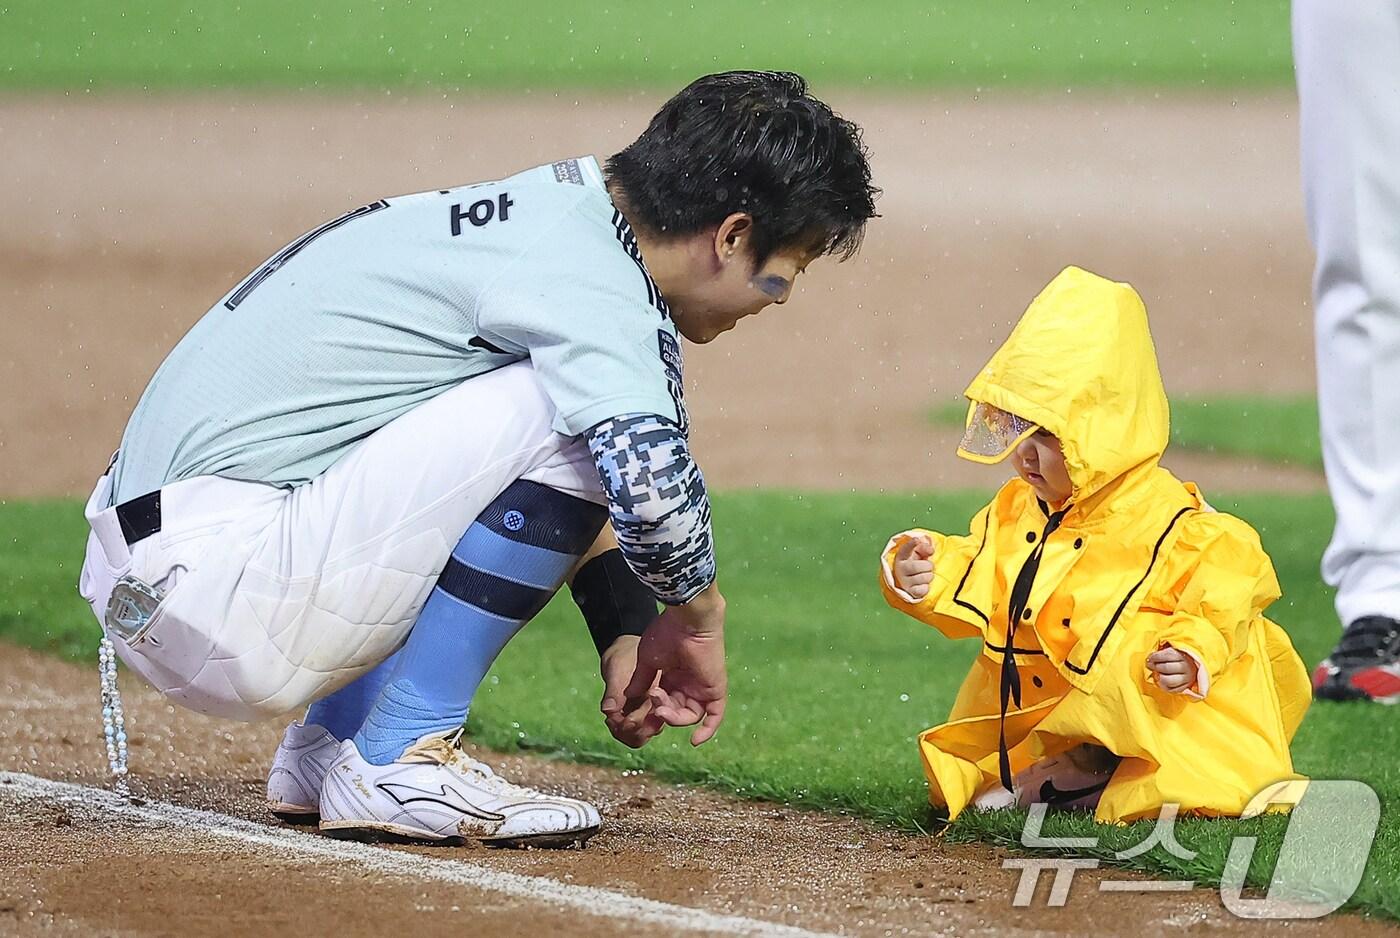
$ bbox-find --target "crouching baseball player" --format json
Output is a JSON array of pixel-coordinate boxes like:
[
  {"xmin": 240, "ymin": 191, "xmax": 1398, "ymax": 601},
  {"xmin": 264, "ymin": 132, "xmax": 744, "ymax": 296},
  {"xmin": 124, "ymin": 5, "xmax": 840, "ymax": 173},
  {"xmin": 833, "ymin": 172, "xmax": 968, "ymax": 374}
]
[{"xmin": 78, "ymin": 71, "xmax": 878, "ymax": 847}]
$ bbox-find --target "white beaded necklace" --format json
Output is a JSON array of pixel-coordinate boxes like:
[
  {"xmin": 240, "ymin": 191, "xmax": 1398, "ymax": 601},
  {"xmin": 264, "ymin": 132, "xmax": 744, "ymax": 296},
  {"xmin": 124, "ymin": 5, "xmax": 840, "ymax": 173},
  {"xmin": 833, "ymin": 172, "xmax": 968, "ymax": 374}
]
[{"xmin": 98, "ymin": 636, "xmax": 130, "ymax": 797}]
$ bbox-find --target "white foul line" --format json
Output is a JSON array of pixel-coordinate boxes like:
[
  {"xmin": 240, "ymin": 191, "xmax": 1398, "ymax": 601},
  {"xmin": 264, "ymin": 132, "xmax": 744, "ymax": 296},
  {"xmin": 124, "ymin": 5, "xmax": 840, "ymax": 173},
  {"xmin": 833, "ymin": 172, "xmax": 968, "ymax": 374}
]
[{"xmin": 0, "ymin": 771, "xmax": 837, "ymax": 938}]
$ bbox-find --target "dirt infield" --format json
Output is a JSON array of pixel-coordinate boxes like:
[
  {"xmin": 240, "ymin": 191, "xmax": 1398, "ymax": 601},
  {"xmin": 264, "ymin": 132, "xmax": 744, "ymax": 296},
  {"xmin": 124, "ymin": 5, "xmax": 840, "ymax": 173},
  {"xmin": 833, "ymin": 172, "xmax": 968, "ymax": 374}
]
[
  {"xmin": 5, "ymin": 644, "xmax": 1393, "ymax": 937},
  {"xmin": 0, "ymin": 90, "xmax": 1358, "ymax": 936}
]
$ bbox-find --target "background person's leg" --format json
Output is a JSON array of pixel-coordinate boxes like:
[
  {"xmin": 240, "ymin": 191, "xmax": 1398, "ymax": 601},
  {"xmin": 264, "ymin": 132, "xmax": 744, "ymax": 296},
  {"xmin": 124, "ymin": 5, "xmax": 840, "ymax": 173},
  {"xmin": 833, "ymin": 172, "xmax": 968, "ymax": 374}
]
[
  {"xmin": 354, "ymin": 479, "xmax": 607, "ymax": 764},
  {"xmin": 1295, "ymin": 0, "xmax": 1400, "ymax": 699}
]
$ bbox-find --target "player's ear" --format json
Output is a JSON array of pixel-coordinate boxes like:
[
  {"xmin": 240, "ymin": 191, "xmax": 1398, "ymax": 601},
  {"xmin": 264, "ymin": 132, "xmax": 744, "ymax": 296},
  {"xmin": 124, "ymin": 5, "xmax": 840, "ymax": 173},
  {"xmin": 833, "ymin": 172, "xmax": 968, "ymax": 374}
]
[{"xmin": 712, "ymin": 213, "xmax": 754, "ymax": 268}]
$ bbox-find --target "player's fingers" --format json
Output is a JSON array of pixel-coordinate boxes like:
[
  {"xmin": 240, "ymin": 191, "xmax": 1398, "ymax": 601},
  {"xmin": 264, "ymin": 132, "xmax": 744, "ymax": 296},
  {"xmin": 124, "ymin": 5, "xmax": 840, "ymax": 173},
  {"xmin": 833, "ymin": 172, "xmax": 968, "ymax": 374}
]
[
  {"xmin": 911, "ymin": 535, "xmax": 935, "ymax": 559},
  {"xmin": 1146, "ymin": 649, "xmax": 1181, "ymax": 666},
  {"xmin": 893, "ymin": 538, "xmax": 918, "ymax": 562},
  {"xmin": 634, "ymin": 719, "xmax": 666, "ymax": 747},
  {"xmin": 652, "ymin": 687, "xmax": 704, "ymax": 726},
  {"xmin": 610, "ymin": 709, "xmax": 665, "ymax": 748},
  {"xmin": 907, "ymin": 583, "xmax": 930, "ymax": 600},
  {"xmin": 612, "ymin": 693, "xmax": 651, "ymax": 731},
  {"xmin": 648, "ymin": 685, "xmax": 679, "ymax": 709},
  {"xmin": 691, "ymin": 699, "xmax": 726, "ymax": 747},
  {"xmin": 612, "ymin": 723, "xmax": 654, "ymax": 748},
  {"xmin": 601, "ymin": 679, "xmax": 627, "ymax": 716},
  {"xmin": 654, "ymin": 707, "xmax": 702, "ymax": 728},
  {"xmin": 622, "ymin": 665, "xmax": 661, "ymax": 716},
  {"xmin": 906, "ymin": 570, "xmax": 934, "ymax": 586},
  {"xmin": 653, "ymin": 698, "xmax": 704, "ymax": 726}
]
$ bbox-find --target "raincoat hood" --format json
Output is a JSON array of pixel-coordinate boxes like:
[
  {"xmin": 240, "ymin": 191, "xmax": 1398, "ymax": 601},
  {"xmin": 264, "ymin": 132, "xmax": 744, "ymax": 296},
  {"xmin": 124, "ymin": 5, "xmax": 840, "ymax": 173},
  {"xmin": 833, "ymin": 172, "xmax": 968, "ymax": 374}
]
[{"xmin": 960, "ymin": 266, "xmax": 1170, "ymax": 506}]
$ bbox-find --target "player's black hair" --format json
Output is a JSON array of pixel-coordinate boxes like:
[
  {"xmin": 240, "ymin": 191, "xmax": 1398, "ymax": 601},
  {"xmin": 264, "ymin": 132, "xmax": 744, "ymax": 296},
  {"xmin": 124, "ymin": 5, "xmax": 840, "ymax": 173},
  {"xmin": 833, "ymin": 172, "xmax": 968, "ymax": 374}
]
[{"xmin": 605, "ymin": 70, "xmax": 879, "ymax": 267}]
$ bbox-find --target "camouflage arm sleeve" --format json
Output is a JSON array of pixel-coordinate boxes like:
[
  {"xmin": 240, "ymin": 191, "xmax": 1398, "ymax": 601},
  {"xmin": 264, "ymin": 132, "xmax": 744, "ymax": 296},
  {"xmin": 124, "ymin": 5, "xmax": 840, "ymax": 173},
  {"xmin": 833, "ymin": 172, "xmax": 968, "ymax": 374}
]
[{"xmin": 586, "ymin": 413, "xmax": 716, "ymax": 605}]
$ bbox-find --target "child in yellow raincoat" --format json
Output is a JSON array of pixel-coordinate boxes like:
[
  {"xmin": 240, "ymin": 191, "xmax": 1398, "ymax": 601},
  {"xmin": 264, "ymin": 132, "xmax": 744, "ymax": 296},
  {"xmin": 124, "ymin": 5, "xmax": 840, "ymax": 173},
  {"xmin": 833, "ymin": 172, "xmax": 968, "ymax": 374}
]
[{"xmin": 880, "ymin": 266, "xmax": 1311, "ymax": 824}]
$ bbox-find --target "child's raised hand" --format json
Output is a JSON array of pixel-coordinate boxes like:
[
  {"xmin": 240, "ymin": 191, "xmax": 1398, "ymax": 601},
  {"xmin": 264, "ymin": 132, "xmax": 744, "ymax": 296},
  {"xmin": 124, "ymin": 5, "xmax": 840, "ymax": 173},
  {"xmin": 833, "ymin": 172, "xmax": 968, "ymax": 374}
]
[
  {"xmin": 893, "ymin": 535, "xmax": 936, "ymax": 599},
  {"xmin": 1147, "ymin": 644, "xmax": 1199, "ymax": 694}
]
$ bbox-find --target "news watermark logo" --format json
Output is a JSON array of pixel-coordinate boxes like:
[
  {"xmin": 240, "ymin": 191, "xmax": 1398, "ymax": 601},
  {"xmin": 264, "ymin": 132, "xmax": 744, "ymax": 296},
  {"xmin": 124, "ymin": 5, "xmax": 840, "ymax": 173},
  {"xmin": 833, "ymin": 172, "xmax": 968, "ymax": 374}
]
[{"xmin": 1003, "ymin": 780, "xmax": 1380, "ymax": 918}]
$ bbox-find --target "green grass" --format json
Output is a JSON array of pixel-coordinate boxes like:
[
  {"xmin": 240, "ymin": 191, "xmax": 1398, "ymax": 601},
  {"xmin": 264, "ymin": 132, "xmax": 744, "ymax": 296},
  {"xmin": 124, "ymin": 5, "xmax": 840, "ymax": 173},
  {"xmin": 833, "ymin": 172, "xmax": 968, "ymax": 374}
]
[
  {"xmin": 0, "ymin": 499, "xmax": 97, "ymax": 660},
  {"xmin": 1171, "ymin": 395, "xmax": 1322, "ymax": 470},
  {"xmin": 931, "ymin": 394, "xmax": 1324, "ymax": 470},
  {"xmin": 0, "ymin": 1, "xmax": 1295, "ymax": 92},
  {"xmin": 4, "ymin": 491, "xmax": 1397, "ymax": 919}
]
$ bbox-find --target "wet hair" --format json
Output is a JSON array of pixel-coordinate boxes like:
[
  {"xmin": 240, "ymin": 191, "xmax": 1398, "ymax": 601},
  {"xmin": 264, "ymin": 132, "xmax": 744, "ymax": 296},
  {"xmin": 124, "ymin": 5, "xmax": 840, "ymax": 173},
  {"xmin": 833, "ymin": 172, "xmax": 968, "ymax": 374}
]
[{"xmin": 605, "ymin": 70, "xmax": 879, "ymax": 267}]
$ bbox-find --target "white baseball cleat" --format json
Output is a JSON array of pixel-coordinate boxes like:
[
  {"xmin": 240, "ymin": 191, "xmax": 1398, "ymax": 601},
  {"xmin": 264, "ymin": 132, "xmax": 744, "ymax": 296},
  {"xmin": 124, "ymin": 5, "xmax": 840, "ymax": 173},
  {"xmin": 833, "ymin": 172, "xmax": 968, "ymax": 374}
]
[
  {"xmin": 318, "ymin": 733, "xmax": 601, "ymax": 848},
  {"xmin": 266, "ymin": 721, "xmax": 340, "ymax": 822}
]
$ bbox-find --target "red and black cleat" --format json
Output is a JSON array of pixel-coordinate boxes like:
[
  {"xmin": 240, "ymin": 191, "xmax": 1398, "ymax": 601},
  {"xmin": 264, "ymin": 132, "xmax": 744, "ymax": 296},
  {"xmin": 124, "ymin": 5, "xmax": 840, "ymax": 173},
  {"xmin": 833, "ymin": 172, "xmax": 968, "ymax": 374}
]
[
  {"xmin": 1312, "ymin": 616, "xmax": 1400, "ymax": 705},
  {"xmin": 1349, "ymin": 664, "xmax": 1400, "ymax": 704}
]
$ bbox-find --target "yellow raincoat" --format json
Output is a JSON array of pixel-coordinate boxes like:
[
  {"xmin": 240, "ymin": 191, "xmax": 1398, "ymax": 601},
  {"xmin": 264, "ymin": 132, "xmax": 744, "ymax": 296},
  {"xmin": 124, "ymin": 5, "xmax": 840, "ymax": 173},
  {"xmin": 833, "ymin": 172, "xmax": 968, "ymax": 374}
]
[{"xmin": 881, "ymin": 267, "xmax": 1311, "ymax": 823}]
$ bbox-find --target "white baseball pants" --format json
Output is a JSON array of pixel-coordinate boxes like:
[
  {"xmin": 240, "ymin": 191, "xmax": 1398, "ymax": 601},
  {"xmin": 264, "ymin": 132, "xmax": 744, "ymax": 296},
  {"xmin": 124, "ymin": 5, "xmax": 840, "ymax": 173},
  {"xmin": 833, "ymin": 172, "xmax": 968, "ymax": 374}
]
[
  {"xmin": 1294, "ymin": 0, "xmax": 1400, "ymax": 625},
  {"xmin": 79, "ymin": 362, "xmax": 601, "ymax": 721}
]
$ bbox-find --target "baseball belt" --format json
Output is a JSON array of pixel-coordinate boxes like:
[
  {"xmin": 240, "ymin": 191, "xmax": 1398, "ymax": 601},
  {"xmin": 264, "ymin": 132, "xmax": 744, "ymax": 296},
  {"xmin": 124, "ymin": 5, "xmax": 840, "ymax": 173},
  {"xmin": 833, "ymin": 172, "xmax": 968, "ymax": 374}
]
[{"xmin": 104, "ymin": 489, "xmax": 166, "ymax": 645}]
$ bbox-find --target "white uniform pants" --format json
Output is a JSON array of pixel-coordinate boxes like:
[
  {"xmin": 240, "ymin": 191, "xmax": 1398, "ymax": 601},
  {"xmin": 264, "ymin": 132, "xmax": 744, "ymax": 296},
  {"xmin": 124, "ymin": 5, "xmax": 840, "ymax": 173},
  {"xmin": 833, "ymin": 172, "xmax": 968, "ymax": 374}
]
[
  {"xmin": 79, "ymin": 363, "xmax": 601, "ymax": 721},
  {"xmin": 1294, "ymin": 0, "xmax": 1400, "ymax": 624}
]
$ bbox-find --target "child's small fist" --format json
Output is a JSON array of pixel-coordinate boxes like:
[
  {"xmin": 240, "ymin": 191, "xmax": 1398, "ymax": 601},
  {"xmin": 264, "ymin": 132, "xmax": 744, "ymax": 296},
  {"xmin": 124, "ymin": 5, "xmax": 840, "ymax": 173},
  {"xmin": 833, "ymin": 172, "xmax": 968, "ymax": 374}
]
[
  {"xmin": 1147, "ymin": 644, "xmax": 1199, "ymax": 694},
  {"xmin": 893, "ymin": 535, "xmax": 936, "ymax": 599}
]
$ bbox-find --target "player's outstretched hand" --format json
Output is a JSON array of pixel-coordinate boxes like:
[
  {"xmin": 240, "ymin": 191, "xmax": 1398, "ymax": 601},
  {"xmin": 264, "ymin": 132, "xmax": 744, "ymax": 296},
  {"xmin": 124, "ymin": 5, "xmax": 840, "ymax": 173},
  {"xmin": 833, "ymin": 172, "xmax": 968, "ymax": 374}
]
[
  {"xmin": 621, "ymin": 583, "xmax": 728, "ymax": 746},
  {"xmin": 893, "ymin": 535, "xmax": 936, "ymax": 599},
  {"xmin": 600, "ymin": 635, "xmax": 666, "ymax": 748}
]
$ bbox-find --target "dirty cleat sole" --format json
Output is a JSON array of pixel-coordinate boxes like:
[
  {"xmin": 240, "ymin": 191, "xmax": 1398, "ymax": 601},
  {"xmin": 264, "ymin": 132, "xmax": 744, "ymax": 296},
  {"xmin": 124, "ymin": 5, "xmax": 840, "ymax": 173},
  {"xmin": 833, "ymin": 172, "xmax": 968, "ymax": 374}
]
[
  {"xmin": 482, "ymin": 825, "xmax": 600, "ymax": 849},
  {"xmin": 317, "ymin": 735, "xmax": 603, "ymax": 849},
  {"xmin": 319, "ymin": 820, "xmax": 465, "ymax": 846},
  {"xmin": 269, "ymin": 805, "xmax": 322, "ymax": 825}
]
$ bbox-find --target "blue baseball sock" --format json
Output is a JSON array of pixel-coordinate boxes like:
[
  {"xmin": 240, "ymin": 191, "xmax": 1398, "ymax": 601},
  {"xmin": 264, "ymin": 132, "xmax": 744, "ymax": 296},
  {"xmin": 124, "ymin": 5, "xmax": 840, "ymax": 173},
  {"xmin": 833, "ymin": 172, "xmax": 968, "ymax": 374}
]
[
  {"xmin": 303, "ymin": 649, "xmax": 402, "ymax": 740},
  {"xmin": 353, "ymin": 480, "xmax": 606, "ymax": 766}
]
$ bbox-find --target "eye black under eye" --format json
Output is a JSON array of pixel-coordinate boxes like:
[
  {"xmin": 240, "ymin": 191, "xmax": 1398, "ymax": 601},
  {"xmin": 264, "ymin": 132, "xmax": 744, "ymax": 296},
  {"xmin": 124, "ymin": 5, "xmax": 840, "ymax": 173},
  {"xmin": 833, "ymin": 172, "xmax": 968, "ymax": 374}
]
[{"xmin": 752, "ymin": 274, "xmax": 791, "ymax": 299}]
